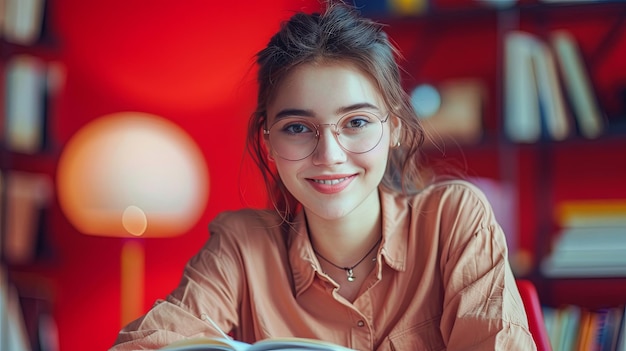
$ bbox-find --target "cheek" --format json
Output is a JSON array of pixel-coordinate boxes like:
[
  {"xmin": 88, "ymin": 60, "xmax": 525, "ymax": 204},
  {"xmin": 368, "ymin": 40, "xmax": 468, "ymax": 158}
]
[
  {"xmin": 370, "ymin": 136, "xmax": 393, "ymax": 172},
  {"xmin": 355, "ymin": 141, "xmax": 391, "ymax": 174},
  {"xmin": 370, "ymin": 147, "xmax": 391, "ymax": 169},
  {"xmin": 273, "ymin": 160, "xmax": 301, "ymax": 185},
  {"xmin": 370, "ymin": 132, "xmax": 391, "ymax": 159}
]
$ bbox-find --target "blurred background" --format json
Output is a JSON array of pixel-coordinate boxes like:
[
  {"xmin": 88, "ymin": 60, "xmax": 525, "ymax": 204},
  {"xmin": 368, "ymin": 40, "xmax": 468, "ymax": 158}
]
[{"xmin": 1, "ymin": 0, "xmax": 625, "ymax": 350}]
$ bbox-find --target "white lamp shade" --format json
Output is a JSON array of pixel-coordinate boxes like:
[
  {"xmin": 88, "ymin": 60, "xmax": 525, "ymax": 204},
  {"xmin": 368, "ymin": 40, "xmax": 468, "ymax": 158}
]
[{"xmin": 56, "ymin": 112, "xmax": 209, "ymax": 238}]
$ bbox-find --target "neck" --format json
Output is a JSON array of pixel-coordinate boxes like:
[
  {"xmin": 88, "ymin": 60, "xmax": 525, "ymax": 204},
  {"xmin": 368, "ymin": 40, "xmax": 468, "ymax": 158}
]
[{"xmin": 306, "ymin": 192, "xmax": 382, "ymax": 268}]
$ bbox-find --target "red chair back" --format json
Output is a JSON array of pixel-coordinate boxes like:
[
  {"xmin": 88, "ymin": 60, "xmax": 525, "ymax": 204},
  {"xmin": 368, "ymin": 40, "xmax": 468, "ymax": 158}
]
[{"xmin": 516, "ymin": 279, "xmax": 552, "ymax": 351}]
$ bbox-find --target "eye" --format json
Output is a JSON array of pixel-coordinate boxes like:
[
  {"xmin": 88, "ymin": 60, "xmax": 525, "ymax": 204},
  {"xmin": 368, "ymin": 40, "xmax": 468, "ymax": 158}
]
[
  {"xmin": 346, "ymin": 118, "xmax": 368, "ymax": 129},
  {"xmin": 341, "ymin": 113, "xmax": 375, "ymax": 131},
  {"xmin": 280, "ymin": 120, "xmax": 314, "ymax": 135}
]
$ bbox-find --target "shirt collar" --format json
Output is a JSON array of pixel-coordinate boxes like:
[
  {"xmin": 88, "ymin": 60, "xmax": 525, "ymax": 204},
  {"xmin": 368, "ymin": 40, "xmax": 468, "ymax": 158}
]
[
  {"xmin": 378, "ymin": 186, "xmax": 410, "ymax": 272},
  {"xmin": 287, "ymin": 186, "xmax": 411, "ymax": 297}
]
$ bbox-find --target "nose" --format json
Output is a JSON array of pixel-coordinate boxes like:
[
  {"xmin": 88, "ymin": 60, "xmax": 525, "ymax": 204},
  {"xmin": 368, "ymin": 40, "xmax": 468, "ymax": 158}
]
[{"xmin": 311, "ymin": 126, "xmax": 347, "ymax": 165}]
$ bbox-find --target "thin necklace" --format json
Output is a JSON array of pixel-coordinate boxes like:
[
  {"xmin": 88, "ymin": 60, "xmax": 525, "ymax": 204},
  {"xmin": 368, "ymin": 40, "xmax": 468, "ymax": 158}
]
[{"xmin": 314, "ymin": 237, "xmax": 382, "ymax": 282}]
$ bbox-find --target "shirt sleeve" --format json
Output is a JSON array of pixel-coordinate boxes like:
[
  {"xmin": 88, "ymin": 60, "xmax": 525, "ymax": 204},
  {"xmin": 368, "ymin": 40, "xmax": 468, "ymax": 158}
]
[
  {"xmin": 436, "ymin": 182, "xmax": 537, "ymax": 350},
  {"xmin": 109, "ymin": 213, "xmax": 244, "ymax": 350}
]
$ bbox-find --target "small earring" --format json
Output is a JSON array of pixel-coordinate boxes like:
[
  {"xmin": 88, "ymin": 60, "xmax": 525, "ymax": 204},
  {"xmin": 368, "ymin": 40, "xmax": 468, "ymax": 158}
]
[{"xmin": 392, "ymin": 140, "xmax": 401, "ymax": 149}]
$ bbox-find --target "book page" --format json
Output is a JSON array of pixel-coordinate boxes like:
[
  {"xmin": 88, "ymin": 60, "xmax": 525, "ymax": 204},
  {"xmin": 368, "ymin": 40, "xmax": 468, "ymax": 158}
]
[
  {"xmin": 160, "ymin": 337, "xmax": 250, "ymax": 351},
  {"xmin": 249, "ymin": 337, "xmax": 356, "ymax": 351},
  {"xmin": 160, "ymin": 336, "xmax": 356, "ymax": 351}
]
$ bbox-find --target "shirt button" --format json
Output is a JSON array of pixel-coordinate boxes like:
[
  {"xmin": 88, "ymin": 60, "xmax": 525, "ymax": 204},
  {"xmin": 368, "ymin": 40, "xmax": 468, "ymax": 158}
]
[{"xmin": 357, "ymin": 320, "xmax": 365, "ymax": 327}]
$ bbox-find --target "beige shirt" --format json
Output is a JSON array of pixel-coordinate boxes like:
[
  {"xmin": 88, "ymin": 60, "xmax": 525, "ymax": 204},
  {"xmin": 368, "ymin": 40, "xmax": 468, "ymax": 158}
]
[{"xmin": 111, "ymin": 180, "xmax": 536, "ymax": 350}]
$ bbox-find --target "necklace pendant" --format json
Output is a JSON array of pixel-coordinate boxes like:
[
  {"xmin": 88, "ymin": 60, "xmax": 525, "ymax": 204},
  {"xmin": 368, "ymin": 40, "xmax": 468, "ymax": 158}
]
[{"xmin": 346, "ymin": 268, "xmax": 355, "ymax": 282}]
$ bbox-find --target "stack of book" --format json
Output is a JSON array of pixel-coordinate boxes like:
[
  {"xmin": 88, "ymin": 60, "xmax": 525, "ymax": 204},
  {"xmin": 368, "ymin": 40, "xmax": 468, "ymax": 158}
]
[{"xmin": 541, "ymin": 200, "xmax": 626, "ymax": 278}]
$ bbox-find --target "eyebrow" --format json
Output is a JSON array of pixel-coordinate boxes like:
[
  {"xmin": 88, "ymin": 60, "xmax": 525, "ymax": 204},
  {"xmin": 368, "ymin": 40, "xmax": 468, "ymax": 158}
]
[{"xmin": 274, "ymin": 103, "xmax": 381, "ymax": 120}]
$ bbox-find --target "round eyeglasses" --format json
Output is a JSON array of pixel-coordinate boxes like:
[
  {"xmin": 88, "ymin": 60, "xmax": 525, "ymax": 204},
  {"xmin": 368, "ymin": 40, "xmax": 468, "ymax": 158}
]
[{"xmin": 264, "ymin": 111, "xmax": 389, "ymax": 161}]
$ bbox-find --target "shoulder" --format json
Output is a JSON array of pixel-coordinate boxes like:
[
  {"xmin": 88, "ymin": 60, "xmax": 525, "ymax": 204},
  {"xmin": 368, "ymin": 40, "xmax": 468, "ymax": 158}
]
[
  {"xmin": 410, "ymin": 179, "xmax": 497, "ymax": 231},
  {"xmin": 426, "ymin": 179, "xmax": 490, "ymax": 206},
  {"xmin": 381, "ymin": 179, "xmax": 493, "ymax": 218},
  {"xmin": 411, "ymin": 179, "xmax": 491, "ymax": 210},
  {"xmin": 207, "ymin": 209, "xmax": 286, "ymax": 251},
  {"xmin": 210, "ymin": 208, "xmax": 283, "ymax": 232},
  {"xmin": 381, "ymin": 179, "xmax": 496, "ymax": 232}
]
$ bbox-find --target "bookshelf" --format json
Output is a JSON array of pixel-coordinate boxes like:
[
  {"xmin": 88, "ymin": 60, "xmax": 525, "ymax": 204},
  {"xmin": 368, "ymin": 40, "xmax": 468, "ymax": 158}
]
[
  {"xmin": 377, "ymin": 0, "xmax": 626, "ymax": 311},
  {"xmin": 1, "ymin": 1, "xmax": 61, "ymax": 350}
]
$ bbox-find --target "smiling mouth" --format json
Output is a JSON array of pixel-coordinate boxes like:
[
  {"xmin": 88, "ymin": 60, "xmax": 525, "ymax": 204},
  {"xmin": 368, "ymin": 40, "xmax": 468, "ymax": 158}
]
[{"xmin": 311, "ymin": 176, "xmax": 351, "ymax": 185}]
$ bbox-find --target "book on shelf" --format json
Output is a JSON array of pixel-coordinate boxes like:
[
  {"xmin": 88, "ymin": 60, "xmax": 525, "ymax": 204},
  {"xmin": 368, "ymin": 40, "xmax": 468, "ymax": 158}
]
[
  {"xmin": 560, "ymin": 306, "xmax": 582, "ymax": 351},
  {"xmin": 1, "ymin": 0, "xmax": 47, "ymax": 45},
  {"xmin": 618, "ymin": 307, "xmax": 626, "ymax": 351},
  {"xmin": 556, "ymin": 199, "xmax": 626, "ymax": 228},
  {"xmin": 1, "ymin": 171, "xmax": 53, "ymax": 264},
  {"xmin": 504, "ymin": 30, "xmax": 572, "ymax": 143},
  {"xmin": 504, "ymin": 29, "xmax": 606, "ymax": 143},
  {"xmin": 5, "ymin": 54, "xmax": 47, "ymax": 154},
  {"xmin": 543, "ymin": 305, "xmax": 582, "ymax": 351},
  {"xmin": 530, "ymin": 33, "xmax": 571, "ymax": 141},
  {"xmin": 597, "ymin": 307, "xmax": 625, "ymax": 351},
  {"xmin": 160, "ymin": 337, "xmax": 357, "ymax": 351},
  {"xmin": 543, "ymin": 305, "xmax": 625, "ymax": 351},
  {"xmin": 0, "ymin": 268, "xmax": 32, "ymax": 351},
  {"xmin": 504, "ymin": 31, "xmax": 542, "ymax": 143},
  {"xmin": 550, "ymin": 30, "xmax": 605, "ymax": 139},
  {"xmin": 541, "ymin": 225, "xmax": 626, "ymax": 277}
]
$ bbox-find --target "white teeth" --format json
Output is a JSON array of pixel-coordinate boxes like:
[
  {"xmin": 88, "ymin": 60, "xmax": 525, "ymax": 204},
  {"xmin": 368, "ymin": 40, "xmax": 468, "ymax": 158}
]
[{"xmin": 313, "ymin": 177, "xmax": 348, "ymax": 185}]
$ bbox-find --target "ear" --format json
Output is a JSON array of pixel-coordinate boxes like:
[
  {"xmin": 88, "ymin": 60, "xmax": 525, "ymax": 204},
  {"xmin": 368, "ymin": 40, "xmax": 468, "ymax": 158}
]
[{"xmin": 389, "ymin": 115, "xmax": 403, "ymax": 147}]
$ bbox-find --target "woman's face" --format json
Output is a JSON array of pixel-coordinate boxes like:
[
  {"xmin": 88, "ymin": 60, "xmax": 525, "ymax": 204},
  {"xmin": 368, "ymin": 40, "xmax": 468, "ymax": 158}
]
[{"xmin": 265, "ymin": 62, "xmax": 397, "ymax": 221}]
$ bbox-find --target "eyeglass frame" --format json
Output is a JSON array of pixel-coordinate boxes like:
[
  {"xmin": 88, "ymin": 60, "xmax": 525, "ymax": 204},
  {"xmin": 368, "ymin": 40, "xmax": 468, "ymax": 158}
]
[{"xmin": 263, "ymin": 111, "xmax": 390, "ymax": 161}]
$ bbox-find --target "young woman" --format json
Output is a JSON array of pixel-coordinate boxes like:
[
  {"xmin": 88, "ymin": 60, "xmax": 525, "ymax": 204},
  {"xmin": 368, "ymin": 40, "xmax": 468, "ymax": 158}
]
[{"xmin": 112, "ymin": 2, "xmax": 536, "ymax": 350}]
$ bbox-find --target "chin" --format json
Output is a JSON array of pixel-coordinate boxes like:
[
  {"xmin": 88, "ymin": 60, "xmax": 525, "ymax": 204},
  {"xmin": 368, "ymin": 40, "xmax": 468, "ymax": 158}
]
[{"xmin": 306, "ymin": 201, "xmax": 356, "ymax": 221}]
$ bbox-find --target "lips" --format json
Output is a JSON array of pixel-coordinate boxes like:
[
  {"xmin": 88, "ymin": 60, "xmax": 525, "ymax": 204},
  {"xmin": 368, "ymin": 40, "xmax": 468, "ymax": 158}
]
[{"xmin": 307, "ymin": 174, "xmax": 356, "ymax": 194}]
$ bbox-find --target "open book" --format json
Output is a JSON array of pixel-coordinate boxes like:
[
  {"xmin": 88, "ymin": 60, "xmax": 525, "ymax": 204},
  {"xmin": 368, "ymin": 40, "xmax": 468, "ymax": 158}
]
[{"xmin": 160, "ymin": 336, "xmax": 357, "ymax": 351}]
